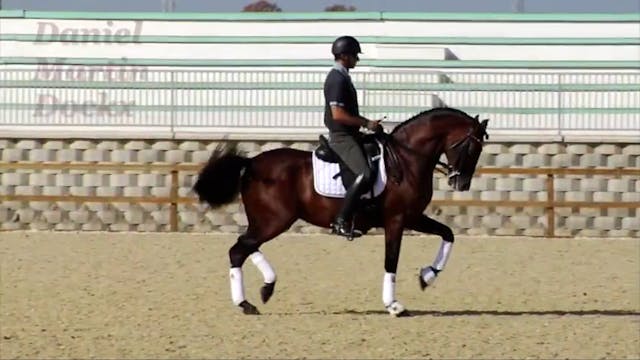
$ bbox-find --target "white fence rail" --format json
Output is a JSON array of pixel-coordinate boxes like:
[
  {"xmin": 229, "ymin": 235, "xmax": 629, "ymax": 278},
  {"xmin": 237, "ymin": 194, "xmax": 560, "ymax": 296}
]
[{"xmin": 1, "ymin": 69, "xmax": 638, "ymax": 141}]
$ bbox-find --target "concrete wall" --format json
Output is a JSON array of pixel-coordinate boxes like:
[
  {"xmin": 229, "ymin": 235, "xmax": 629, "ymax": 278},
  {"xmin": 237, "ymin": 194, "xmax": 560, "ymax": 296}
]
[{"xmin": 1, "ymin": 138, "xmax": 638, "ymax": 237}]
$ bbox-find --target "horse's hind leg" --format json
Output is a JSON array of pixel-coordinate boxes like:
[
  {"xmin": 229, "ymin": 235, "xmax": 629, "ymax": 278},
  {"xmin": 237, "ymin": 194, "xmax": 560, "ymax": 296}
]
[
  {"xmin": 228, "ymin": 207, "xmax": 296, "ymax": 315},
  {"xmin": 229, "ymin": 233, "xmax": 262, "ymax": 314},
  {"xmin": 249, "ymin": 251, "xmax": 276, "ymax": 304}
]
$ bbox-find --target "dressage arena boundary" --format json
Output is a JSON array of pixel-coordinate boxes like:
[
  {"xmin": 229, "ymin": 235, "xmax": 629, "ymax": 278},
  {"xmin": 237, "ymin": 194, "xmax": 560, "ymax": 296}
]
[{"xmin": 1, "ymin": 161, "xmax": 638, "ymax": 236}]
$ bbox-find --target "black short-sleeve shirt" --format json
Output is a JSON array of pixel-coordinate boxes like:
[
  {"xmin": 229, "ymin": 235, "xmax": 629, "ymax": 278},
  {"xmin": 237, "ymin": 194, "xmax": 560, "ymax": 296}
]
[{"xmin": 323, "ymin": 68, "xmax": 360, "ymax": 135}]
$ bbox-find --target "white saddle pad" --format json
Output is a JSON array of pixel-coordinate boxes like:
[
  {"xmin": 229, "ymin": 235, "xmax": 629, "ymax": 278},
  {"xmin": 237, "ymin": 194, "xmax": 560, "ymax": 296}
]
[{"xmin": 312, "ymin": 142, "xmax": 387, "ymax": 198}]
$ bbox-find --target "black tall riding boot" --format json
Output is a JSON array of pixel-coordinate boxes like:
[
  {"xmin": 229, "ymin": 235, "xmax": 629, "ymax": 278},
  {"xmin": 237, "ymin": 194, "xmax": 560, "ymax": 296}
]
[{"xmin": 331, "ymin": 174, "xmax": 368, "ymax": 240}]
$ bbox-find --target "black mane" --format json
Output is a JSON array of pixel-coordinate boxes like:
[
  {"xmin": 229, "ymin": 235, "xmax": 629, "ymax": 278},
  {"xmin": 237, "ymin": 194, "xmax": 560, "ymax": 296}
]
[{"xmin": 391, "ymin": 107, "xmax": 477, "ymax": 134}]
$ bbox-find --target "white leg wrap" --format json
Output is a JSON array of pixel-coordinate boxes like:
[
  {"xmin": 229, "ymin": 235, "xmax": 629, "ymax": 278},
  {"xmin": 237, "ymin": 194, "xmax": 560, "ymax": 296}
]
[
  {"xmin": 421, "ymin": 241, "xmax": 453, "ymax": 286},
  {"xmin": 229, "ymin": 267, "xmax": 245, "ymax": 305},
  {"xmin": 433, "ymin": 240, "xmax": 453, "ymax": 271},
  {"xmin": 250, "ymin": 251, "xmax": 276, "ymax": 284},
  {"xmin": 382, "ymin": 272, "xmax": 396, "ymax": 307}
]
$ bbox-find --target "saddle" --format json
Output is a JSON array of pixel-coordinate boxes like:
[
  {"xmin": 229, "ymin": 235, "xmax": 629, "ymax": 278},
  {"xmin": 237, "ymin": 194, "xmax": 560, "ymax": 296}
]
[{"xmin": 314, "ymin": 134, "xmax": 382, "ymax": 191}]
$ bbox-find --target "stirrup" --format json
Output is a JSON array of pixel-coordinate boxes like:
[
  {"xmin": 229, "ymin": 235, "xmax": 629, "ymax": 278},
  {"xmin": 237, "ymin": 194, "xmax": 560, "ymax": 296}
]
[{"xmin": 331, "ymin": 221, "xmax": 362, "ymax": 241}]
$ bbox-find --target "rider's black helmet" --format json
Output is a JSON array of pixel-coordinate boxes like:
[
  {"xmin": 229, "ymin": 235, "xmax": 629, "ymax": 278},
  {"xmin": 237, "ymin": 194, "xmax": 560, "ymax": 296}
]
[{"xmin": 331, "ymin": 36, "xmax": 362, "ymax": 57}]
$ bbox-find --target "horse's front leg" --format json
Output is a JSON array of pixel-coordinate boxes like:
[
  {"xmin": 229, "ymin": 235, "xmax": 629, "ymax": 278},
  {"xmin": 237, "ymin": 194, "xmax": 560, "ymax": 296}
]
[
  {"xmin": 382, "ymin": 215, "xmax": 411, "ymax": 317},
  {"xmin": 407, "ymin": 214, "xmax": 454, "ymax": 290}
]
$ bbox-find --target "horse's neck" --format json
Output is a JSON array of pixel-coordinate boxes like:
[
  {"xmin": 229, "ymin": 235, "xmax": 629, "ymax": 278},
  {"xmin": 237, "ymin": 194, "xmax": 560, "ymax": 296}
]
[
  {"xmin": 391, "ymin": 112, "xmax": 475, "ymax": 185},
  {"xmin": 400, "ymin": 113, "xmax": 469, "ymax": 153},
  {"xmin": 393, "ymin": 127, "xmax": 446, "ymax": 176}
]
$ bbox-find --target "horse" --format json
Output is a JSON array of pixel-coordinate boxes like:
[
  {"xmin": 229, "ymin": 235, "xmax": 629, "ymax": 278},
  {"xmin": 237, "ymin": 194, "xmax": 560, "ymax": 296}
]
[{"xmin": 193, "ymin": 107, "xmax": 489, "ymax": 317}]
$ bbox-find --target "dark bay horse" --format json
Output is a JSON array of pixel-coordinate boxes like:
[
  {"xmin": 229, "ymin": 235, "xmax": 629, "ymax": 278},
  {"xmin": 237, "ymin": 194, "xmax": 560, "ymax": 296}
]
[{"xmin": 194, "ymin": 107, "xmax": 489, "ymax": 316}]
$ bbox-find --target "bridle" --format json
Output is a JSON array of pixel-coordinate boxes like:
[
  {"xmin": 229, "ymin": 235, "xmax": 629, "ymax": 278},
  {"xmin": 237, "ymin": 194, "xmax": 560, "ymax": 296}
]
[
  {"xmin": 439, "ymin": 129, "xmax": 485, "ymax": 177},
  {"xmin": 377, "ymin": 119, "xmax": 488, "ymax": 182}
]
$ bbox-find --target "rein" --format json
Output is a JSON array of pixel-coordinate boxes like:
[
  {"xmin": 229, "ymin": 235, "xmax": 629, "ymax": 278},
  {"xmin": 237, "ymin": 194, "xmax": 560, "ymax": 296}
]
[
  {"xmin": 380, "ymin": 124, "xmax": 486, "ymax": 181},
  {"xmin": 376, "ymin": 131, "xmax": 404, "ymax": 184}
]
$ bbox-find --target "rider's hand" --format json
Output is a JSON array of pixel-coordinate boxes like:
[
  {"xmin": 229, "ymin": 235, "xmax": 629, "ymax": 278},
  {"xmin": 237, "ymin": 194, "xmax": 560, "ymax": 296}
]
[{"xmin": 365, "ymin": 119, "xmax": 383, "ymax": 132}]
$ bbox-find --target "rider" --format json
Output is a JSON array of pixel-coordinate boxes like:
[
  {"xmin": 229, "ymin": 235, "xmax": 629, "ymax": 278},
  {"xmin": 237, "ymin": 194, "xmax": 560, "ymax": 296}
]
[{"xmin": 324, "ymin": 35, "xmax": 382, "ymax": 239}]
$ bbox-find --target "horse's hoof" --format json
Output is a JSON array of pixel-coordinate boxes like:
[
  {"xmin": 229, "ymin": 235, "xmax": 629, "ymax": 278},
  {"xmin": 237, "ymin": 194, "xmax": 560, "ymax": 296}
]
[
  {"xmin": 386, "ymin": 301, "xmax": 410, "ymax": 317},
  {"xmin": 419, "ymin": 266, "xmax": 439, "ymax": 291},
  {"xmin": 239, "ymin": 300, "xmax": 260, "ymax": 315},
  {"xmin": 260, "ymin": 282, "xmax": 276, "ymax": 304},
  {"xmin": 419, "ymin": 274, "xmax": 428, "ymax": 291}
]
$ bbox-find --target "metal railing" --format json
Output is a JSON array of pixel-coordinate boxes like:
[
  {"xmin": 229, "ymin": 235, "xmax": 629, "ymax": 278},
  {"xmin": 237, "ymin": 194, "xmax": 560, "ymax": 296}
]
[
  {"xmin": 0, "ymin": 161, "xmax": 638, "ymax": 236},
  {"xmin": 1, "ymin": 69, "xmax": 638, "ymax": 138}
]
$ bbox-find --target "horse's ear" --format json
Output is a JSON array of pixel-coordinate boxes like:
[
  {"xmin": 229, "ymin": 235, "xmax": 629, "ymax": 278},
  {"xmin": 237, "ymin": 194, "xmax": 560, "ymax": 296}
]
[
  {"xmin": 480, "ymin": 119, "xmax": 489, "ymax": 140},
  {"xmin": 474, "ymin": 114, "xmax": 480, "ymax": 121}
]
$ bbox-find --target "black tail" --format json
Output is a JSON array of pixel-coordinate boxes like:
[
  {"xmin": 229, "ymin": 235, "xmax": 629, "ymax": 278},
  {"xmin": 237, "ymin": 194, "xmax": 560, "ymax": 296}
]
[{"xmin": 193, "ymin": 144, "xmax": 250, "ymax": 209}]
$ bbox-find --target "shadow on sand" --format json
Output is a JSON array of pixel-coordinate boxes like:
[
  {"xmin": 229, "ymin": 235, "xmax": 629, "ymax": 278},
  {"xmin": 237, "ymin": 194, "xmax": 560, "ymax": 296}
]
[{"xmin": 268, "ymin": 309, "xmax": 640, "ymax": 317}]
